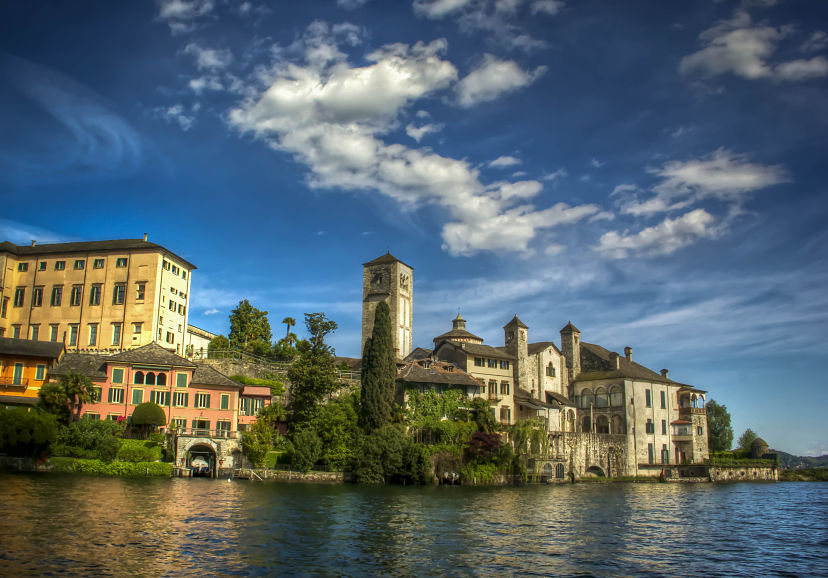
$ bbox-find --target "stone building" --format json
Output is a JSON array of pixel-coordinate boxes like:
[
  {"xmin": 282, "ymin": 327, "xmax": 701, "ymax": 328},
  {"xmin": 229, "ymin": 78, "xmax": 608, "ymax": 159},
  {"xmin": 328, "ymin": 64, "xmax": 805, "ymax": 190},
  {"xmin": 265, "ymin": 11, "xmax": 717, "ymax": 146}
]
[
  {"xmin": 361, "ymin": 253, "xmax": 413, "ymax": 359},
  {"xmin": 0, "ymin": 236, "xmax": 194, "ymax": 355}
]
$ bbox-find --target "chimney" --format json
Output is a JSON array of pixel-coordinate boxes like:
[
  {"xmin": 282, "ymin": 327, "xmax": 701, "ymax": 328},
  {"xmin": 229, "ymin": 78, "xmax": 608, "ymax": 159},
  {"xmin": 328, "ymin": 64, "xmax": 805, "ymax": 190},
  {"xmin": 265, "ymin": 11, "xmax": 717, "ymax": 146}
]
[
  {"xmin": 624, "ymin": 346, "xmax": 632, "ymax": 361},
  {"xmin": 660, "ymin": 369, "xmax": 669, "ymax": 379},
  {"xmin": 143, "ymin": 233, "xmax": 148, "ymax": 242},
  {"xmin": 31, "ymin": 240, "xmax": 36, "ymax": 247},
  {"xmin": 610, "ymin": 352, "xmax": 620, "ymax": 369}
]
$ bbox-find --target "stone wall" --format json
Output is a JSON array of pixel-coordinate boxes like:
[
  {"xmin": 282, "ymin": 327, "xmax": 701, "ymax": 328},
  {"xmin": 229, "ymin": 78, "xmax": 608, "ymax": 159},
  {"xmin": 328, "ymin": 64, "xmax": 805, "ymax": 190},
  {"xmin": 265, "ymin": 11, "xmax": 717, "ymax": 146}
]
[
  {"xmin": 709, "ymin": 465, "xmax": 778, "ymax": 482},
  {"xmin": 202, "ymin": 358, "xmax": 288, "ymax": 381},
  {"xmin": 236, "ymin": 468, "xmax": 354, "ymax": 483}
]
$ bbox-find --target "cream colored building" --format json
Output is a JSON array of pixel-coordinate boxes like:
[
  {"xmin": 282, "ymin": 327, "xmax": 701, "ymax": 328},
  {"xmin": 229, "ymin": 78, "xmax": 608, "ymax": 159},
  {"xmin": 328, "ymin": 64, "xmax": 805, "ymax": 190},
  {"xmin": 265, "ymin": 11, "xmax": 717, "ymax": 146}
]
[
  {"xmin": 0, "ymin": 236, "xmax": 195, "ymax": 355},
  {"xmin": 184, "ymin": 324, "xmax": 217, "ymax": 359}
]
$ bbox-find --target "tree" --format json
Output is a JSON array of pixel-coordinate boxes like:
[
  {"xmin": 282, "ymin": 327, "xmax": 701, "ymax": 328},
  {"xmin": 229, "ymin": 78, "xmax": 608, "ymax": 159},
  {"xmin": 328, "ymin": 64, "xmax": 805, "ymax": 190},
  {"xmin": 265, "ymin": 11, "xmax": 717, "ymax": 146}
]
[
  {"xmin": 287, "ymin": 313, "xmax": 341, "ymax": 428},
  {"xmin": 705, "ymin": 399, "xmax": 734, "ymax": 452},
  {"xmin": 241, "ymin": 419, "xmax": 276, "ymax": 468},
  {"xmin": 38, "ymin": 382, "xmax": 71, "ymax": 424},
  {"xmin": 282, "ymin": 317, "xmax": 296, "ymax": 345},
  {"xmin": 61, "ymin": 372, "xmax": 93, "ymax": 423},
  {"xmin": 0, "ymin": 408, "xmax": 58, "ymax": 458},
  {"xmin": 290, "ymin": 427, "xmax": 322, "ymax": 473},
  {"xmin": 737, "ymin": 428, "xmax": 759, "ymax": 451},
  {"xmin": 52, "ymin": 418, "xmax": 125, "ymax": 461},
  {"xmin": 208, "ymin": 335, "xmax": 231, "ymax": 357},
  {"xmin": 131, "ymin": 402, "xmax": 167, "ymax": 438},
  {"xmin": 229, "ymin": 299, "xmax": 272, "ymax": 350},
  {"xmin": 360, "ymin": 301, "xmax": 396, "ymax": 432},
  {"xmin": 312, "ymin": 392, "xmax": 362, "ymax": 470},
  {"xmin": 304, "ymin": 312, "xmax": 338, "ymax": 356}
]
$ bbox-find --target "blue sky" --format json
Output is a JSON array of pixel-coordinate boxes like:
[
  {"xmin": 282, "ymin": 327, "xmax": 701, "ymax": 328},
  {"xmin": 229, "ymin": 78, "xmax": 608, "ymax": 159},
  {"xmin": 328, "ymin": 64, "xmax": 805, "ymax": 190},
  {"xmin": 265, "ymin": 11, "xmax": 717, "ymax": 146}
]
[{"xmin": 1, "ymin": 0, "xmax": 826, "ymax": 455}]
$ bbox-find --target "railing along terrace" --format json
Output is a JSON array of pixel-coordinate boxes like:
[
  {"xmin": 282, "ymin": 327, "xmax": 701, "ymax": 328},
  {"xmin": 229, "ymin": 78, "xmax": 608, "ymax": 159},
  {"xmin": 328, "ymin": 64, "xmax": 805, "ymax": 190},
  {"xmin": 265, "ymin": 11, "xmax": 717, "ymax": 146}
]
[
  {"xmin": 0, "ymin": 377, "xmax": 28, "ymax": 387},
  {"xmin": 174, "ymin": 428, "xmax": 239, "ymax": 439}
]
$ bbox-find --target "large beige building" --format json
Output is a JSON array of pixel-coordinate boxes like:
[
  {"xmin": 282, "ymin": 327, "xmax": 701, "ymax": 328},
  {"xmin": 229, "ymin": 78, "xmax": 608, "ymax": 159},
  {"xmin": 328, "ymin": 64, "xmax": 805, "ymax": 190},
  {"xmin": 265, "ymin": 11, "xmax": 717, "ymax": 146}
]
[{"xmin": 0, "ymin": 236, "xmax": 195, "ymax": 355}]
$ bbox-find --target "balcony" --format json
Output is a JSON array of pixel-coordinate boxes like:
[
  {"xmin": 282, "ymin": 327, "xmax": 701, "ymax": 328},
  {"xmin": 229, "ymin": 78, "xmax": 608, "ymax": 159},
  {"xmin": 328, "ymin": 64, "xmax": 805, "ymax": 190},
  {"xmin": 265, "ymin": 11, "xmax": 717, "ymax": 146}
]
[
  {"xmin": 679, "ymin": 407, "xmax": 706, "ymax": 417},
  {"xmin": 0, "ymin": 376, "xmax": 28, "ymax": 389},
  {"xmin": 174, "ymin": 428, "xmax": 238, "ymax": 439}
]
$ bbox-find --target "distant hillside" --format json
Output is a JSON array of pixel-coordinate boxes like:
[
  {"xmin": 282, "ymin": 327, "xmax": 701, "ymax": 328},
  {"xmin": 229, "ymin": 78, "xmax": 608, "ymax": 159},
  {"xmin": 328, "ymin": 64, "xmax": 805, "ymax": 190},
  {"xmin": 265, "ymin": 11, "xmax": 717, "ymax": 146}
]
[{"xmin": 772, "ymin": 450, "xmax": 828, "ymax": 469}]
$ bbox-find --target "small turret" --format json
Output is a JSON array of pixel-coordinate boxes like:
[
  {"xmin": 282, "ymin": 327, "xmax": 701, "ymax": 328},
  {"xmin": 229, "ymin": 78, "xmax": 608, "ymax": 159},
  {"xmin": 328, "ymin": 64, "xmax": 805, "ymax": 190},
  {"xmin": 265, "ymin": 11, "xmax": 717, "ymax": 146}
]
[
  {"xmin": 504, "ymin": 315, "xmax": 529, "ymax": 392},
  {"xmin": 560, "ymin": 321, "xmax": 581, "ymax": 381}
]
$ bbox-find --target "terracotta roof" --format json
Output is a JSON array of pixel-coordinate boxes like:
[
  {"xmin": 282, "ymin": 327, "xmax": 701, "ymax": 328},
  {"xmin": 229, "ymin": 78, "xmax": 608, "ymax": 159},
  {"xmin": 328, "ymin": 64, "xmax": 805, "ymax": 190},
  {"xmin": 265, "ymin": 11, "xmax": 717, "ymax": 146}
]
[
  {"xmin": 574, "ymin": 342, "xmax": 693, "ymax": 386},
  {"xmin": 671, "ymin": 419, "xmax": 692, "ymax": 425},
  {"xmin": 404, "ymin": 347, "xmax": 433, "ymax": 362},
  {"xmin": 0, "ymin": 238, "xmax": 197, "ymax": 270},
  {"xmin": 561, "ymin": 321, "xmax": 580, "ymax": 333},
  {"xmin": 442, "ymin": 340, "xmax": 515, "ymax": 360},
  {"xmin": 504, "ymin": 315, "xmax": 528, "ymax": 329},
  {"xmin": 49, "ymin": 354, "xmax": 110, "ymax": 380},
  {"xmin": 0, "ymin": 395, "xmax": 38, "ymax": 406},
  {"xmin": 192, "ymin": 363, "xmax": 241, "ymax": 388},
  {"xmin": 108, "ymin": 343, "xmax": 197, "ymax": 368},
  {"xmin": 242, "ymin": 385, "xmax": 272, "ymax": 397},
  {"xmin": 433, "ymin": 328, "xmax": 484, "ymax": 343},
  {"xmin": 397, "ymin": 359, "xmax": 481, "ymax": 388},
  {"xmin": 527, "ymin": 341, "xmax": 561, "ymax": 356},
  {"xmin": 0, "ymin": 337, "xmax": 64, "ymax": 360},
  {"xmin": 362, "ymin": 252, "xmax": 413, "ymax": 270}
]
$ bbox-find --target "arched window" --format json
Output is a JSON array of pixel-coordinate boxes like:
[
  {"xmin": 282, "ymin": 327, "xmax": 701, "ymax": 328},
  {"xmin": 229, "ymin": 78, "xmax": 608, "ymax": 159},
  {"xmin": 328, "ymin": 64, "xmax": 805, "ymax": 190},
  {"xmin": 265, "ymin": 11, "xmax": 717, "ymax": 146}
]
[
  {"xmin": 156, "ymin": 373, "xmax": 167, "ymax": 386},
  {"xmin": 595, "ymin": 387, "xmax": 608, "ymax": 408},
  {"xmin": 146, "ymin": 372, "xmax": 156, "ymax": 386},
  {"xmin": 596, "ymin": 415, "xmax": 609, "ymax": 434},
  {"xmin": 546, "ymin": 361, "xmax": 556, "ymax": 377},
  {"xmin": 581, "ymin": 415, "xmax": 591, "ymax": 432},
  {"xmin": 609, "ymin": 386, "xmax": 623, "ymax": 407},
  {"xmin": 579, "ymin": 388, "xmax": 593, "ymax": 409},
  {"xmin": 556, "ymin": 463, "xmax": 565, "ymax": 478},
  {"xmin": 567, "ymin": 410, "xmax": 575, "ymax": 432},
  {"xmin": 612, "ymin": 415, "xmax": 625, "ymax": 434},
  {"xmin": 134, "ymin": 371, "xmax": 144, "ymax": 385}
]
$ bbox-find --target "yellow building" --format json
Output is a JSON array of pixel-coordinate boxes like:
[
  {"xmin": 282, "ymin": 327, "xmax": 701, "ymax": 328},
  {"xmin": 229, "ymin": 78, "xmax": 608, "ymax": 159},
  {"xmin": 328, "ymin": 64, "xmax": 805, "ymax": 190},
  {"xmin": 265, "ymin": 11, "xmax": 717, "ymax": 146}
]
[
  {"xmin": 0, "ymin": 336, "xmax": 65, "ymax": 407},
  {"xmin": 0, "ymin": 236, "xmax": 195, "ymax": 354}
]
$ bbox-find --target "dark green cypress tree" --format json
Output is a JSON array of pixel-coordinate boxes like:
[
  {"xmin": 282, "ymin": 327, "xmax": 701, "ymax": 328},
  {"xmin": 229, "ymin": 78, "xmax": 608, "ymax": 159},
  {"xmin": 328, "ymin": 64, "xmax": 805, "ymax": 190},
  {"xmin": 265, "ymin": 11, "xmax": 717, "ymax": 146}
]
[{"xmin": 360, "ymin": 301, "xmax": 395, "ymax": 432}]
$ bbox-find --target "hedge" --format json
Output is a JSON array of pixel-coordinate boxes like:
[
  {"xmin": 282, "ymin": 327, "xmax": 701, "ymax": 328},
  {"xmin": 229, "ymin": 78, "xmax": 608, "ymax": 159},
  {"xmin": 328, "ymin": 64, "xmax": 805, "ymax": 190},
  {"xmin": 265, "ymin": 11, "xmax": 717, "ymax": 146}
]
[{"xmin": 49, "ymin": 457, "xmax": 171, "ymax": 476}]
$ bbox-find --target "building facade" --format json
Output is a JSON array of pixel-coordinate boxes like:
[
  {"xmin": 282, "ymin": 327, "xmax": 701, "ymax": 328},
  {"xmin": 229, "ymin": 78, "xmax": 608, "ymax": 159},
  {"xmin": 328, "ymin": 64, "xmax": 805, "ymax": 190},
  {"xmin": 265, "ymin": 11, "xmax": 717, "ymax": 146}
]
[
  {"xmin": 0, "ymin": 336, "xmax": 65, "ymax": 408},
  {"xmin": 0, "ymin": 236, "xmax": 194, "ymax": 355},
  {"xmin": 361, "ymin": 253, "xmax": 413, "ymax": 359}
]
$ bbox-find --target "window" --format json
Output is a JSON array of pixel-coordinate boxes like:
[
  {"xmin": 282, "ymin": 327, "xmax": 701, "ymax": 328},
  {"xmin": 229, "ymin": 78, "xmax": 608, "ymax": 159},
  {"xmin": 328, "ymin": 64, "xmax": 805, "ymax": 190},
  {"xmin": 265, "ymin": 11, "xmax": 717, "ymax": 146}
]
[
  {"xmin": 13, "ymin": 287, "xmax": 25, "ymax": 307},
  {"xmin": 51, "ymin": 286, "xmax": 63, "ymax": 306},
  {"xmin": 131, "ymin": 389, "xmax": 143, "ymax": 405},
  {"xmin": 136, "ymin": 282, "xmax": 146, "ymax": 301},
  {"xmin": 93, "ymin": 259, "xmax": 104, "ymax": 269},
  {"xmin": 169, "ymin": 299, "xmax": 175, "ymax": 310},
  {"xmin": 91, "ymin": 387, "xmax": 102, "ymax": 402},
  {"xmin": 661, "ymin": 444, "xmax": 669, "ymax": 465},
  {"xmin": 70, "ymin": 285, "xmax": 82, "ymax": 306},
  {"xmin": 133, "ymin": 323, "xmax": 142, "ymax": 336},
  {"xmin": 116, "ymin": 258, "xmax": 127, "ymax": 268},
  {"xmin": 487, "ymin": 358, "xmax": 497, "ymax": 368},
  {"xmin": 500, "ymin": 360, "xmax": 510, "ymax": 370},
  {"xmin": 88, "ymin": 324, "xmax": 98, "ymax": 346},
  {"xmin": 112, "ymin": 283, "xmax": 125, "ymax": 305},
  {"xmin": 166, "ymin": 331, "xmax": 174, "ymax": 344},
  {"xmin": 195, "ymin": 393, "xmax": 210, "ymax": 409},
  {"xmin": 156, "ymin": 373, "xmax": 166, "ymax": 386},
  {"xmin": 645, "ymin": 389, "xmax": 652, "ymax": 408},
  {"xmin": 500, "ymin": 406, "xmax": 511, "ymax": 423},
  {"xmin": 145, "ymin": 372, "xmax": 156, "ymax": 386},
  {"xmin": 134, "ymin": 371, "xmax": 145, "ymax": 385},
  {"xmin": 112, "ymin": 368, "xmax": 124, "ymax": 384},
  {"xmin": 172, "ymin": 417, "xmax": 186, "ymax": 430},
  {"xmin": 12, "ymin": 363, "xmax": 23, "ymax": 385},
  {"xmin": 488, "ymin": 380, "xmax": 497, "ymax": 397},
  {"xmin": 546, "ymin": 362, "xmax": 556, "ymax": 377},
  {"xmin": 661, "ymin": 420, "xmax": 667, "ymax": 435},
  {"xmin": 697, "ymin": 426, "xmax": 704, "ymax": 436},
  {"xmin": 1, "ymin": 297, "xmax": 7, "ymax": 318},
  {"xmin": 241, "ymin": 397, "xmax": 264, "ymax": 416},
  {"xmin": 173, "ymin": 392, "xmax": 188, "ymax": 407},
  {"xmin": 182, "ymin": 270, "xmax": 186, "ymax": 279},
  {"xmin": 646, "ymin": 419, "xmax": 655, "ymax": 434},
  {"xmin": 17, "ymin": 263, "xmax": 28, "ymax": 272},
  {"xmin": 31, "ymin": 287, "xmax": 43, "ymax": 307},
  {"xmin": 35, "ymin": 365, "xmax": 46, "ymax": 381},
  {"xmin": 111, "ymin": 323, "xmax": 122, "ymax": 346},
  {"xmin": 12, "ymin": 325, "xmax": 21, "ymax": 338},
  {"xmin": 176, "ymin": 373, "xmax": 188, "ymax": 388},
  {"xmin": 660, "ymin": 391, "xmax": 666, "ymax": 409},
  {"xmin": 86, "ymin": 413, "xmax": 100, "ymax": 420},
  {"xmin": 30, "ymin": 325, "xmax": 39, "ymax": 340},
  {"xmin": 38, "ymin": 261, "xmax": 46, "ymax": 271},
  {"xmin": 474, "ymin": 357, "xmax": 485, "ymax": 367},
  {"xmin": 69, "ymin": 324, "xmax": 78, "ymax": 346},
  {"xmin": 178, "ymin": 304, "xmax": 185, "ymax": 315},
  {"xmin": 89, "ymin": 284, "xmax": 101, "ymax": 306},
  {"xmin": 49, "ymin": 324, "xmax": 59, "ymax": 342},
  {"xmin": 54, "ymin": 261, "xmax": 65, "ymax": 271},
  {"xmin": 500, "ymin": 381, "xmax": 510, "ymax": 396},
  {"xmin": 108, "ymin": 388, "xmax": 124, "ymax": 403},
  {"xmin": 220, "ymin": 394, "xmax": 230, "ymax": 410},
  {"xmin": 151, "ymin": 391, "xmax": 169, "ymax": 405},
  {"xmin": 216, "ymin": 420, "xmax": 231, "ymax": 436},
  {"xmin": 74, "ymin": 259, "xmax": 85, "ymax": 270},
  {"xmin": 107, "ymin": 414, "xmax": 120, "ymax": 421},
  {"xmin": 0, "ymin": 328, "xmax": 4, "ymax": 337},
  {"xmin": 170, "ymin": 288, "xmax": 177, "ymax": 295},
  {"xmin": 648, "ymin": 443, "xmax": 654, "ymax": 465}
]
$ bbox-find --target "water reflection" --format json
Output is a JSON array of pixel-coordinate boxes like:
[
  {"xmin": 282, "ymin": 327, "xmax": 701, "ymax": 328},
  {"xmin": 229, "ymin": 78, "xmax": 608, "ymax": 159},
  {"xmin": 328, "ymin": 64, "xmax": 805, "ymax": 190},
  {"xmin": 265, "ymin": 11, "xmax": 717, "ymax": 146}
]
[{"xmin": 0, "ymin": 474, "xmax": 825, "ymax": 576}]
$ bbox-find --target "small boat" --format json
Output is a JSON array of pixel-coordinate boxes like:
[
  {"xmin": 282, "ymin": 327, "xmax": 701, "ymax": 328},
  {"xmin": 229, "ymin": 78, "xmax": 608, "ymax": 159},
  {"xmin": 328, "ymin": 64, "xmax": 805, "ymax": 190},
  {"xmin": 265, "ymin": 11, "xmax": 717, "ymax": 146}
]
[{"xmin": 191, "ymin": 457, "xmax": 210, "ymax": 476}]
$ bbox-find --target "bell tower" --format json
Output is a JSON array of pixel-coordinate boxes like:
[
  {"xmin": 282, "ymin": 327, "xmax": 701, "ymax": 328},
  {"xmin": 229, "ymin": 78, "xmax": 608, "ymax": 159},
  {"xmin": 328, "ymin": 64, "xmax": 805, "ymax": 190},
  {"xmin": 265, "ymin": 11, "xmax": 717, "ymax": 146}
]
[{"xmin": 361, "ymin": 253, "xmax": 413, "ymax": 359}]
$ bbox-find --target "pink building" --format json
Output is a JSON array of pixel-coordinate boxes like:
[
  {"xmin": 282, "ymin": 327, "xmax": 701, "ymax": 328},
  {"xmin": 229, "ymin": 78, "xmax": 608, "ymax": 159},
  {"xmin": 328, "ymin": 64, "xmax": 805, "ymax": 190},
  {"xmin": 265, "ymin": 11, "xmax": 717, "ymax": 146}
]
[{"xmin": 49, "ymin": 343, "xmax": 270, "ymax": 435}]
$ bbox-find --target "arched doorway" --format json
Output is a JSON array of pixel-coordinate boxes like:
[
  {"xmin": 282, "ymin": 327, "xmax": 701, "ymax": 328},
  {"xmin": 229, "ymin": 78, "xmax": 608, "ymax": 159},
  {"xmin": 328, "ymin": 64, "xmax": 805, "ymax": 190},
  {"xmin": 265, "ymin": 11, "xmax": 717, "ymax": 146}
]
[
  {"xmin": 187, "ymin": 443, "xmax": 217, "ymax": 478},
  {"xmin": 586, "ymin": 465, "xmax": 605, "ymax": 477},
  {"xmin": 555, "ymin": 463, "xmax": 565, "ymax": 479}
]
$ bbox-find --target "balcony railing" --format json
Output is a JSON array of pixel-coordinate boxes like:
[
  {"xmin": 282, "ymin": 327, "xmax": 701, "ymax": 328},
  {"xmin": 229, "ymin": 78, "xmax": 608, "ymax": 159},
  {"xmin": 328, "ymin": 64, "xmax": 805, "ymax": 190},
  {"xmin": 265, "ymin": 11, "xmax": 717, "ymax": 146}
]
[
  {"xmin": 679, "ymin": 407, "xmax": 706, "ymax": 415},
  {"xmin": 0, "ymin": 376, "xmax": 28, "ymax": 388},
  {"xmin": 174, "ymin": 428, "xmax": 239, "ymax": 439}
]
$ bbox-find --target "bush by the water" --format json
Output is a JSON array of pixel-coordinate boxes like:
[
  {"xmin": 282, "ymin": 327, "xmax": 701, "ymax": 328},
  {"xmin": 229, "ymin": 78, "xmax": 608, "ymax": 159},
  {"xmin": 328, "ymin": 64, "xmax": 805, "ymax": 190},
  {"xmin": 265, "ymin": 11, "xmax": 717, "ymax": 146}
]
[
  {"xmin": 51, "ymin": 418, "xmax": 125, "ymax": 461},
  {"xmin": 49, "ymin": 457, "xmax": 171, "ymax": 476},
  {"xmin": 0, "ymin": 408, "xmax": 58, "ymax": 457},
  {"xmin": 117, "ymin": 439, "xmax": 163, "ymax": 463}
]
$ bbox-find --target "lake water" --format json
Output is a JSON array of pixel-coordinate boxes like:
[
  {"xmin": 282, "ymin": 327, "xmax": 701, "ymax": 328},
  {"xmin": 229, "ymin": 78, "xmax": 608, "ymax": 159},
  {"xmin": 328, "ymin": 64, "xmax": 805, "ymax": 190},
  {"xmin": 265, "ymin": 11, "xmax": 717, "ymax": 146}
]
[{"xmin": 1, "ymin": 474, "xmax": 826, "ymax": 576}]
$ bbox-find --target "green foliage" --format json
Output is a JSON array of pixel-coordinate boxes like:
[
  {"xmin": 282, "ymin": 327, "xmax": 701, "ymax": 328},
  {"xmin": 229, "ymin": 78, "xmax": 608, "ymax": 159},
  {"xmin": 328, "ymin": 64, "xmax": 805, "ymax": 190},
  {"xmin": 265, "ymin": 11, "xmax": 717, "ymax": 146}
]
[
  {"xmin": 460, "ymin": 462, "xmax": 500, "ymax": 484},
  {"xmin": 241, "ymin": 407, "xmax": 283, "ymax": 468},
  {"xmin": 49, "ymin": 457, "xmax": 172, "ymax": 476},
  {"xmin": 230, "ymin": 375, "xmax": 285, "ymax": 395},
  {"xmin": 282, "ymin": 317, "xmax": 296, "ymax": 344},
  {"xmin": 404, "ymin": 443, "xmax": 434, "ymax": 484},
  {"xmin": 38, "ymin": 382, "xmax": 71, "ymax": 424},
  {"xmin": 353, "ymin": 424, "xmax": 408, "ymax": 484},
  {"xmin": 288, "ymin": 349, "xmax": 341, "ymax": 428},
  {"xmin": 208, "ymin": 335, "xmax": 231, "ymax": 355},
  {"xmin": 131, "ymin": 402, "xmax": 167, "ymax": 427},
  {"xmin": 229, "ymin": 299, "xmax": 272, "ymax": 350},
  {"xmin": 779, "ymin": 468, "xmax": 828, "ymax": 482},
  {"xmin": 259, "ymin": 401, "xmax": 287, "ymax": 423},
  {"xmin": 60, "ymin": 372, "xmax": 93, "ymax": 423},
  {"xmin": 0, "ymin": 408, "xmax": 58, "ymax": 457},
  {"xmin": 272, "ymin": 339, "xmax": 299, "ymax": 362},
  {"xmin": 117, "ymin": 439, "xmax": 163, "ymax": 463},
  {"xmin": 52, "ymin": 418, "xmax": 125, "ymax": 462},
  {"xmin": 706, "ymin": 399, "xmax": 734, "ymax": 452},
  {"xmin": 290, "ymin": 428, "xmax": 323, "ymax": 473},
  {"xmin": 469, "ymin": 397, "xmax": 499, "ymax": 434},
  {"xmin": 312, "ymin": 392, "xmax": 362, "ymax": 470},
  {"xmin": 304, "ymin": 312, "xmax": 338, "ymax": 356},
  {"xmin": 465, "ymin": 431, "xmax": 503, "ymax": 462},
  {"xmin": 737, "ymin": 428, "xmax": 759, "ymax": 451},
  {"xmin": 360, "ymin": 301, "xmax": 396, "ymax": 432}
]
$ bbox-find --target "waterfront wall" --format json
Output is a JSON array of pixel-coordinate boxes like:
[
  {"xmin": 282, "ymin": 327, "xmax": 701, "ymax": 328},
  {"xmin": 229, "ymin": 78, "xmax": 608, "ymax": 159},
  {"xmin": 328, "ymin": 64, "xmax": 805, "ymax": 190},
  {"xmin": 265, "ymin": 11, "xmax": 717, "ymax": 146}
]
[
  {"xmin": 236, "ymin": 468, "xmax": 354, "ymax": 483},
  {"xmin": 709, "ymin": 465, "xmax": 778, "ymax": 482}
]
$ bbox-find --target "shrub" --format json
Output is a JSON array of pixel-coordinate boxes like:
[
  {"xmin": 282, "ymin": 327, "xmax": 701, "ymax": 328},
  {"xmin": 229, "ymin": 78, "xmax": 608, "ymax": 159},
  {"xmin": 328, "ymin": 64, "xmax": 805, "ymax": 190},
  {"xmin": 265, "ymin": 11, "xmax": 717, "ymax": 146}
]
[
  {"xmin": 291, "ymin": 428, "xmax": 322, "ymax": 473},
  {"xmin": 117, "ymin": 439, "xmax": 163, "ymax": 463},
  {"xmin": 131, "ymin": 403, "xmax": 166, "ymax": 427},
  {"xmin": 0, "ymin": 408, "xmax": 58, "ymax": 457},
  {"xmin": 53, "ymin": 418, "xmax": 124, "ymax": 461},
  {"xmin": 51, "ymin": 458, "xmax": 172, "ymax": 476},
  {"xmin": 230, "ymin": 375, "xmax": 285, "ymax": 395}
]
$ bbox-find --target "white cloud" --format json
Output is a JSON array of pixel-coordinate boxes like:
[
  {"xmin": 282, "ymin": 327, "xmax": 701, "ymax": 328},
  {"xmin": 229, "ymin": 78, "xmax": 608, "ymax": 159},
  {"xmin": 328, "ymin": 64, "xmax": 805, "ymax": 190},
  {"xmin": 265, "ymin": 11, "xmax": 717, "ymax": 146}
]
[
  {"xmin": 531, "ymin": 0, "xmax": 564, "ymax": 15},
  {"xmin": 542, "ymin": 168, "xmax": 567, "ymax": 182},
  {"xmin": 413, "ymin": 0, "xmax": 472, "ymax": 19},
  {"xmin": 0, "ymin": 219, "xmax": 73, "ymax": 245},
  {"xmin": 801, "ymin": 31, "xmax": 828, "ymax": 53},
  {"xmin": 595, "ymin": 209, "xmax": 718, "ymax": 259},
  {"xmin": 619, "ymin": 148, "xmax": 788, "ymax": 216},
  {"xmin": 184, "ymin": 43, "xmax": 233, "ymax": 70},
  {"xmin": 405, "ymin": 122, "xmax": 443, "ymax": 142},
  {"xmin": 488, "ymin": 155, "xmax": 521, "ymax": 168},
  {"xmin": 590, "ymin": 158, "xmax": 604, "ymax": 168},
  {"xmin": 456, "ymin": 54, "xmax": 546, "ymax": 106},
  {"xmin": 338, "ymin": 0, "xmax": 371, "ymax": 8},
  {"xmin": 204, "ymin": 308, "xmax": 220, "ymax": 315},
  {"xmin": 153, "ymin": 104, "xmax": 196, "ymax": 131},
  {"xmin": 228, "ymin": 23, "xmax": 596, "ymax": 256},
  {"xmin": 156, "ymin": 0, "xmax": 214, "ymax": 34},
  {"xmin": 680, "ymin": 10, "xmax": 828, "ymax": 82},
  {"xmin": 189, "ymin": 75, "xmax": 224, "ymax": 93}
]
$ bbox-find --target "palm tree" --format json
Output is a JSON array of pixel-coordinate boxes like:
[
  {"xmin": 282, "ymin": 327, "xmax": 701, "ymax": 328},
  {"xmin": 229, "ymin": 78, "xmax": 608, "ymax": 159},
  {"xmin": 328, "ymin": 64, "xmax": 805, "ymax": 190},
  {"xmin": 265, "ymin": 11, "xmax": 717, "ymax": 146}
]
[
  {"xmin": 60, "ymin": 372, "xmax": 93, "ymax": 423},
  {"xmin": 282, "ymin": 317, "xmax": 296, "ymax": 345}
]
